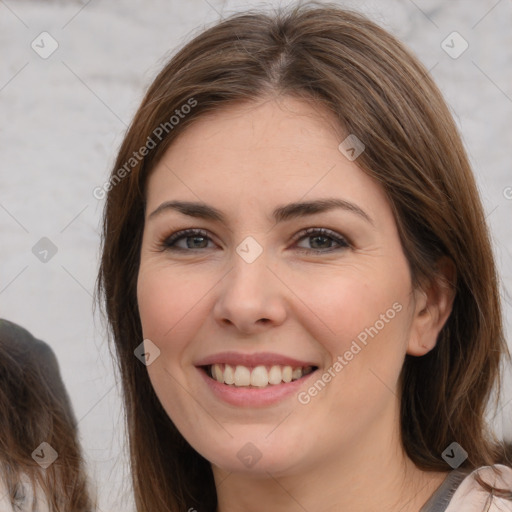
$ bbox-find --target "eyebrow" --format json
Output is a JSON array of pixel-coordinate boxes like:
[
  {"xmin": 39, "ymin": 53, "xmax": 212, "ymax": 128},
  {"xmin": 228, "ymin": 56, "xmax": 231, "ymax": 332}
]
[{"xmin": 148, "ymin": 198, "xmax": 374, "ymax": 226}]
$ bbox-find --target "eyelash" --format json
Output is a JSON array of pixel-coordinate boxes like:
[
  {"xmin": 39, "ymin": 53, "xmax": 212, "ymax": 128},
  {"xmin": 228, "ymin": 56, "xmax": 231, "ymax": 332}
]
[{"xmin": 161, "ymin": 227, "xmax": 350, "ymax": 254}]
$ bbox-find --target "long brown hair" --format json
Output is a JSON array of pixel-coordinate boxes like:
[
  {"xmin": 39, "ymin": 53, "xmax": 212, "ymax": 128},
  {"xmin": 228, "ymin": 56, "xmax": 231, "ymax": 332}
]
[
  {"xmin": 0, "ymin": 320, "xmax": 93, "ymax": 511},
  {"xmin": 97, "ymin": 3, "xmax": 512, "ymax": 510}
]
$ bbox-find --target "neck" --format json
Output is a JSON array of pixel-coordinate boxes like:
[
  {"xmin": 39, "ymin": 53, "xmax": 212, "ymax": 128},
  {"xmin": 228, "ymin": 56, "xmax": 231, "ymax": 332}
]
[{"xmin": 212, "ymin": 410, "xmax": 448, "ymax": 512}]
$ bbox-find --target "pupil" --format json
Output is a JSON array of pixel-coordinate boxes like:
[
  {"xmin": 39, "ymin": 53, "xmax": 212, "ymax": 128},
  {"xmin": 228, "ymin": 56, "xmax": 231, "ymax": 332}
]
[
  {"xmin": 188, "ymin": 236, "xmax": 207, "ymax": 249},
  {"xmin": 311, "ymin": 235, "xmax": 330, "ymax": 249}
]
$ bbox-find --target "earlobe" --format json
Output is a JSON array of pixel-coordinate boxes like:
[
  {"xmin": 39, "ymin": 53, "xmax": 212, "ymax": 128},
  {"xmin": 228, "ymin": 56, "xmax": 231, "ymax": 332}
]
[{"xmin": 406, "ymin": 256, "xmax": 457, "ymax": 357}]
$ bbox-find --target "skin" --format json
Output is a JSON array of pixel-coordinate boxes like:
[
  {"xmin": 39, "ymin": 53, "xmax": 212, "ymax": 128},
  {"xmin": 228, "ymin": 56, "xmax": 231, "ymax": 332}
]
[{"xmin": 137, "ymin": 95, "xmax": 456, "ymax": 512}]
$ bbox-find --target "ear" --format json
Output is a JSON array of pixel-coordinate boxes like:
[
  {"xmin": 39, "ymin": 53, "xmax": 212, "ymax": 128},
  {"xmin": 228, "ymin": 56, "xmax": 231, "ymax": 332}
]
[{"xmin": 407, "ymin": 256, "xmax": 457, "ymax": 357}]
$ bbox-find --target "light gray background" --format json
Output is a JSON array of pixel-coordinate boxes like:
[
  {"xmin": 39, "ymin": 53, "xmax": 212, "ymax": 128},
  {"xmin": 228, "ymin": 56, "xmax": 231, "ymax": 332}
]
[{"xmin": 1, "ymin": 0, "xmax": 511, "ymax": 510}]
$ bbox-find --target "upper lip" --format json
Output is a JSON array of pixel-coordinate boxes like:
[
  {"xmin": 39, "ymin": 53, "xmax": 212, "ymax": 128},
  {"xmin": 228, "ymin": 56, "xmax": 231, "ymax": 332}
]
[{"xmin": 194, "ymin": 351, "xmax": 318, "ymax": 368}]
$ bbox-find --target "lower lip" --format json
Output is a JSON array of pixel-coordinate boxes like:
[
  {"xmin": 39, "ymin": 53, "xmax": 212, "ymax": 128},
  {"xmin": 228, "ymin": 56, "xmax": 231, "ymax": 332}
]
[{"xmin": 196, "ymin": 366, "xmax": 318, "ymax": 407}]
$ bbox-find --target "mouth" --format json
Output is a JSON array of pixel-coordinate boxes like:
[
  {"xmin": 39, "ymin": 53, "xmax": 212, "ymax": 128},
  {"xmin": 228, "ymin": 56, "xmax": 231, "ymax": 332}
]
[{"xmin": 199, "ymin": 363, "xmax": 318, "ymax": 388}]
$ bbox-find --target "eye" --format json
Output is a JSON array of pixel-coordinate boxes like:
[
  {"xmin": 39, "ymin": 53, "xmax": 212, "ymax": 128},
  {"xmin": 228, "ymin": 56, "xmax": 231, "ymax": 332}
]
[
  {"xmin": 160, "ymin": 227, "xmax": 350, "ymax": 253},
  {"xmin": 293, "ymin": 227, "xmax": 350, "ymax": 253},
  {"xmin": 162, "ymin": 228, "xmax": 215, "ymax": 251}
]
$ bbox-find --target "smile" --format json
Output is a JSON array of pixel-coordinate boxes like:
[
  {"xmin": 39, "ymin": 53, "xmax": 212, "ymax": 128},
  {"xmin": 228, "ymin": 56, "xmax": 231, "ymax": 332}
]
[
  {"xmin": 197, "ymin": 364, "xmax": 320, "ymax": 407},
  {"xmin": 205, "ymin": 363, "xmax": 316, "ymax": 388}
]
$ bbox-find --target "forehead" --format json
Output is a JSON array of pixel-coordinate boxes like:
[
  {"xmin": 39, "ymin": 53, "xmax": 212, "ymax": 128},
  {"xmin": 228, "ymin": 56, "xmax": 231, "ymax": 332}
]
[
  {"xmin": 158, "ymin": 95, "xmax": 345, "ymax": 168},
  {"xmin": 145, "ymin": 96, "xmax": 390, "ymax": 225}
]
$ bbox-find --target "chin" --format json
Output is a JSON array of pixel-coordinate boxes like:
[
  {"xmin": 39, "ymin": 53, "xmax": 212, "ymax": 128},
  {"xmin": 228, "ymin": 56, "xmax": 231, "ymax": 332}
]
[{"xmin": 190, "ymin": 431, "xmax": 305, "ymax": 476}]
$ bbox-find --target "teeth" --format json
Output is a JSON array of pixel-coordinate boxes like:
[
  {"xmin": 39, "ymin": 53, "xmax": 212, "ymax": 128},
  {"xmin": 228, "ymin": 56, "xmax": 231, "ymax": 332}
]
[
  {"xmin": 209, "ymin": 363, "xmax": 315, "ymax": 387},
  {"xmin": 224, "ymin": 364, "xmax": 235, "ymax": 385},
  {"xmin": 212, "ymin": 364, "xmax": 224, "ymax": 382},
  {"xmin": 250, "ymin": 366, "xmax": 268, "ymax": 387},
  {"xmin": 268, "ymin": 365, "xmax": 282, "ymax": 385},
  {"xmin": 234, "ymin": 365, "xmax": 251, "ymax": 386},
  {"xmin": 292, "ymin": 367, "xmax": 303, "ymax": 380}
]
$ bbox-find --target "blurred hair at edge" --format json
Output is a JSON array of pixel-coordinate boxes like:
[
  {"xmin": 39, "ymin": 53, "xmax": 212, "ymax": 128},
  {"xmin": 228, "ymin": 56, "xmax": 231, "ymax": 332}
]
[
  {"xmin": 0, "ymin": 321, "xmax": 94, "ymax": 511},
  {"xmin": 96, "ymin": 2, "xmax": 512, "ymax": 511}
]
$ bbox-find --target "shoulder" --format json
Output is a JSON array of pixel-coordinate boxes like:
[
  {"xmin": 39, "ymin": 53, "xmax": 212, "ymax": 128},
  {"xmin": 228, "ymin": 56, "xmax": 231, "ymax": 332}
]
[
  {"xmin": 446, "ymin": 464, "xmax": 512, "ymax": 512},
  {"xmin": 0, "ymin": 319, "xmax": 60, "ymax": 392},
  {"xmin": 0, "ymin": 318, "xmax": 63, "ymax": 391},
  {"xmin": 0, "ymin": 318, "xmax": 57, "ymax": 366},
  {"xmin": 0, "ymin": 318, "xmax": 75, "ymax": 420}
]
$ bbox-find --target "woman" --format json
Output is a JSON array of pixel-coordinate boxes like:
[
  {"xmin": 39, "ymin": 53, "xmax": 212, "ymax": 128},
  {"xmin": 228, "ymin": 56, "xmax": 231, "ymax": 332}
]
[
  {"xmin": 0, "ymin": 319, "xmax": 93, "ymax": 511},
  {"xmin": 97, "ymin": 3, "xmax": 512, "ymax": 511}
]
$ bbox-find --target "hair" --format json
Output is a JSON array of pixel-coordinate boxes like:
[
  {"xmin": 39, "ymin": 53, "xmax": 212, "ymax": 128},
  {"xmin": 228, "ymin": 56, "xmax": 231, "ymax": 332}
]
[
  {"xmin": 0, "ymin": 320, "xmax": 93, "ymax": 511},
  {"xmin": 96, "ymin": 2, "xmax": 512, "ymax": 510}
]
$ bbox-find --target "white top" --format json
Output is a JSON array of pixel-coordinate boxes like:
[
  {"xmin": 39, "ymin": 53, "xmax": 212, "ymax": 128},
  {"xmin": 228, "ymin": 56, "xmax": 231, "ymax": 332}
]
[
  {"xmin": 421, "ymin": 464, "xmax": 512, "ymax": 512},
  {"xmin": 0, "ymin": 473, "xmax": 50, "ymax": 512}
]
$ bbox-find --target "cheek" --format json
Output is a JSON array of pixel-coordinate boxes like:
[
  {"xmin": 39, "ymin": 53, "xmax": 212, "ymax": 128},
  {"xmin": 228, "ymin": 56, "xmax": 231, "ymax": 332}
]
[
  {"xmin": 136, "ymin": 264, "xmax": 207, "ymax": 413},
  {"xmin": 290, "ymin": 271, "xmax": 411, "ymax": 428},
  {"xmin": 284, "ymin": 263, "xmax": 410, "ymax": 359},
  {"xmin": 137, "ymin": 262, "xmax": 209, "ymax": 343},
  {"xmin": 288, "ymin": 264, "xmax": 413, "ymax": 419}
]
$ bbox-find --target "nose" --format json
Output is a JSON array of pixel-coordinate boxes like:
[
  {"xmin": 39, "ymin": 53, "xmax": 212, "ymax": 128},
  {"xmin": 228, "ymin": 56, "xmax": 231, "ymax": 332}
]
[{"xmin": 212, "ymin": 250, "xmax": 287, "ymax": 334}]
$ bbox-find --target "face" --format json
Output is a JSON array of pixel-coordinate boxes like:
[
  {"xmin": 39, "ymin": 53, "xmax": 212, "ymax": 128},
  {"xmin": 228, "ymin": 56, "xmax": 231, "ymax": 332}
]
[{"xmin": 137, "ymin": 95, "xmax": 422, "ymax": 477}]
